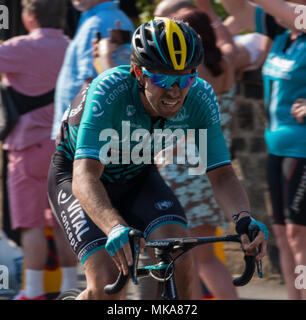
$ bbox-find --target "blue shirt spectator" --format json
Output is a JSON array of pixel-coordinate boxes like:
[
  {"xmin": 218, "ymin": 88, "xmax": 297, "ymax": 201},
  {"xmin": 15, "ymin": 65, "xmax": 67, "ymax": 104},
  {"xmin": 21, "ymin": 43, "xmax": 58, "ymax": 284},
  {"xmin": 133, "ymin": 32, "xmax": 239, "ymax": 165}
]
[{"xmin": 52, "ymin": 0, "xmax": 134, "ymax": 139}]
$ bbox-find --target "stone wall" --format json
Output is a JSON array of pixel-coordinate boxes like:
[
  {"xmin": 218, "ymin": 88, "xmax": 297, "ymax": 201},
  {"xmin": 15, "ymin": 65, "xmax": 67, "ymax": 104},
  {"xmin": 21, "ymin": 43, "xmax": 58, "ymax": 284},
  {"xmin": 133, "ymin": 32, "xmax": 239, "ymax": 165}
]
[{"xmin": 224, "ymin": 69, "xmax": 282, "ymax": 280}]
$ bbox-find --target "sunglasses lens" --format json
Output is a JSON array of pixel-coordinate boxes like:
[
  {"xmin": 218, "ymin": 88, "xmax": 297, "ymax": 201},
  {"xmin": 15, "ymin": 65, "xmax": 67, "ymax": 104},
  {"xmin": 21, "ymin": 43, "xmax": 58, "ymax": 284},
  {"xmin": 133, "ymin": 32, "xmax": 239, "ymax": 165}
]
[
  {"xmin": 152, "ymin": 75, "xmax": 186, "ymax": 89},
  {"xmin": 142, "ymin": 69, "xmax": 196, "ymax": 89},
  {"xmin": 150, "ymin": 74, "xmax": 169, "ymax": 88},
  {"xmin": 179, "ymin": 76, "xmax": 194, "ymax": 89}
]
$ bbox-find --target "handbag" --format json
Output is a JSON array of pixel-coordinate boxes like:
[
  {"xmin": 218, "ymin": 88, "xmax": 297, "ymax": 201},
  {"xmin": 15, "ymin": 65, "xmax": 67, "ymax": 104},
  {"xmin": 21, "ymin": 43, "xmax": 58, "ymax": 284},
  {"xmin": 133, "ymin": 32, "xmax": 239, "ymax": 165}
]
[{"xmin": 0, "ymin": 82, "xmax": 55, "ymax": 141}]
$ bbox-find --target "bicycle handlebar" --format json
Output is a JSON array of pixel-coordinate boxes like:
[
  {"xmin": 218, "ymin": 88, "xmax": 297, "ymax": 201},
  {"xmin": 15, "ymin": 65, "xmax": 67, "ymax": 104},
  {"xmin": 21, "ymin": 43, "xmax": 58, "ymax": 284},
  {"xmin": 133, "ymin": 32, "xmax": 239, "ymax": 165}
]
[
  {"xmin": 104, "ymin": 225, "xmax": 261, "ymax": 295},
  {"xmin": 232, "ymin": 224, "xmax": 259, "ymax": 286},
  {"xmin": 104, "ymin": 229, "xmax": 142, "ymax": 295}
]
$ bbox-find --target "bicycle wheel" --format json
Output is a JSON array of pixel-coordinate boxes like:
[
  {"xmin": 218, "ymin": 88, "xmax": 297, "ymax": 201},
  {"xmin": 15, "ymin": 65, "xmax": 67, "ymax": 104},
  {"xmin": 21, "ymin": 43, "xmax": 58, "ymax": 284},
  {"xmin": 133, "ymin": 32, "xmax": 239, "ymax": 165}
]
[{"xmin": 56, "ymin": 288, "xmax": 82, "ymax": 300}]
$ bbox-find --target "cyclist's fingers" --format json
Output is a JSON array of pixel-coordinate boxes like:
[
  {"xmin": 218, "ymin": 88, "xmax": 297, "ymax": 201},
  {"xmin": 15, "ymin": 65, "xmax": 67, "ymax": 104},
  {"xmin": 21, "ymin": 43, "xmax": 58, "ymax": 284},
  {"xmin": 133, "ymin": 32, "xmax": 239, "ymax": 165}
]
[
  {"xmin": 139, "ymin": 238, "xmax": 146, "ymax": 254},
  {"xmin": 256, "ymin": 240, "xmax": 267, "ymax": 261},
  {"xmin": 247, "ymin": 231, "xmax": 265, "ymax": 250},
  {"xmin": 112, "ymin": 254, "xmax": 122, "ymax": 271},
  {"xmin": 240, "ymin": 233, "xmax": 250, "ymax": 252},
  {"xmin": 122, "ymin": 242, "xmax": 133, "ymax": 266},
  {"xmin": 114, "ymin": 248, "xmax": 129, "ymax": 275}
]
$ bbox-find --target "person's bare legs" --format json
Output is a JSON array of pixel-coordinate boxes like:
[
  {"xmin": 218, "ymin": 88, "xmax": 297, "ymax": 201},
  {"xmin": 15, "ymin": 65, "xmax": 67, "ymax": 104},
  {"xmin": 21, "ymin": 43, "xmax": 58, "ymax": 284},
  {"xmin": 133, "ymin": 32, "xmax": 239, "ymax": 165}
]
[
  {"xmin": 192, "ymin": 262, "xmax": 205, "ymax": 300},
  {"xmin": 20, "ymin": 227, "xmax": 48, "ymax": 297},
  {"xmin": 76, "ymin": 249, "xmax": 127, "ymax": 300},
  {"xmin": 286, "ymin": 223, "xmax": 306, "ymax": 300},
  {"xmin": 273, "ymin": 224, "xmax": 299, "ymax": 299},
  {"xmin": 52, "ymin": 227, "xmax": 78, "ymax": 267},
  {"xmin": 52, "ymin": 226, "xmax": 79, "ymax": 292},
  {"xmin": 148, "ymin": 224, "xmax": 194, "ymax": 300},
  {"xmin": 21, "ymin": 227, "xmax": 47, "ymax": 270},
  {"xmin": 190, "ymin": 225, "xmax": 238, "ymax": 300}
]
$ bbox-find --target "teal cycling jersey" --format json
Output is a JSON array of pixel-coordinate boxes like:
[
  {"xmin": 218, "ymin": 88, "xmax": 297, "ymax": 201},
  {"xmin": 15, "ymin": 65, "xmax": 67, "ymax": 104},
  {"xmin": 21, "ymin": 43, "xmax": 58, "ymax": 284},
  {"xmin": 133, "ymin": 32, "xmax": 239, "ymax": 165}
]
[
  {"xmin": 57, "ymin": 65, "xmax": 230, "ymax": 183},
  {"xmin": 255, "ymin": 6, "xmax": 306, "ymax": 158}
]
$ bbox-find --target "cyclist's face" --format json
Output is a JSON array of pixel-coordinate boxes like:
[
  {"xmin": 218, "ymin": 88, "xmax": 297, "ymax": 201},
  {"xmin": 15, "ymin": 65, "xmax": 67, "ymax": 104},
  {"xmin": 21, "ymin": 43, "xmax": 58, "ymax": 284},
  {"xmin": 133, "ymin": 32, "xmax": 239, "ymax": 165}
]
[{"xmin": 138, "ymin": 67, "xmax": 194, "ymax": 119}]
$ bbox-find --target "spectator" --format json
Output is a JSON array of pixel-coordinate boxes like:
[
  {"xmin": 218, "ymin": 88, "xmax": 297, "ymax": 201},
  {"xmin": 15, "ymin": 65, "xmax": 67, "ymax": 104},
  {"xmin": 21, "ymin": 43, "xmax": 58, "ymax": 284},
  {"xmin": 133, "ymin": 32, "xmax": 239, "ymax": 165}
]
[
  {"xmin": 221, "ymin": 0, "xmax": 306, "ymax": 300},
  {"xmin": 0, "ymin": 0, "xmax": 78, "ymax": 300},
  {"xmin": 51, "ymin": 0, "xmax": 134, "ymax": 140}
]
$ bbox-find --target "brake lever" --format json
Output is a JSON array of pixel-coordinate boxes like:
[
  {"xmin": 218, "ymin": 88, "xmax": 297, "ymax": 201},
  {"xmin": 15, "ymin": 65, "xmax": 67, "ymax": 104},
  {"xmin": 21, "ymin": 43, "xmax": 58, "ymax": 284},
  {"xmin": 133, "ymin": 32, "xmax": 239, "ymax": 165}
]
[{"xmin": 128, "ymin": 229, "xmax": 143, "ymax": 285}]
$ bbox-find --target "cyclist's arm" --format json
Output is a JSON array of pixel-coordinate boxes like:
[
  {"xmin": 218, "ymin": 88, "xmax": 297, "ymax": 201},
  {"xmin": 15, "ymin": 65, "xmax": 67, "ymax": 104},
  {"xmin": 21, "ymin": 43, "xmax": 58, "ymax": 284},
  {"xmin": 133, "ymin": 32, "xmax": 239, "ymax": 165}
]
[
  {"xmin": 72, "ymin": 158, "xmax": 134, "ymax": 274},
  {"xmin": 193, "ymin": 79, "xmax": 267, "ymax": 258},
  {"xmin": 72, "ymin": 158, "xmax": 126, "ymax": 235},
  {"xmin": 206, "ymin": 164, "xmax": 250, "ymax": 221},
  {"xmin": 221, "ymin": 0, "xmax": 257, "ymax": 34},
  {"xmin": 207, "ymin": 164, "xmax": 267, "ymax": 259}
]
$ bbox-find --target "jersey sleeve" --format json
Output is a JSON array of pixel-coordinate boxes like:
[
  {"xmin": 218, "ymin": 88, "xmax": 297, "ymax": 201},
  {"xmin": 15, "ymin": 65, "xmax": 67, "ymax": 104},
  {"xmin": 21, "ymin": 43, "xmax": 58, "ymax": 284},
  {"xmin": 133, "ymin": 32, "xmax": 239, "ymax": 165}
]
[
  {"xmin": 255, "ymin": 6, "xmax": 285, "ymax": 40},
  {"xmin": 192, "ymin": 80, "xmax": 231, "ymax": 172},
  {"xmin": 74, "ymin": 74, "xmax": 116, "ymax": 162}
]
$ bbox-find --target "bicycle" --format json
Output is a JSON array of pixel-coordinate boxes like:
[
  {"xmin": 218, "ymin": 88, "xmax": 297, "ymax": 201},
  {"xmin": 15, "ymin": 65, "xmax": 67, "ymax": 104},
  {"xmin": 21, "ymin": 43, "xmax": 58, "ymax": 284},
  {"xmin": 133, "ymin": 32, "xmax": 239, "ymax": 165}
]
[{"xmin": 57, "ymin": 224, "xmax": 261, "ymax": 300}]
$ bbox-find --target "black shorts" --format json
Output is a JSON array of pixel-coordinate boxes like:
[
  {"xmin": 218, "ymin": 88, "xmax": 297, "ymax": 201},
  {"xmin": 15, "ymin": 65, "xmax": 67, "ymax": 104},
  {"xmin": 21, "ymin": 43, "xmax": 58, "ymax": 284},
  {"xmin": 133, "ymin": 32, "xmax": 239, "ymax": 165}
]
[
  {"xmin": 266, "ymin": 154, "xmax": 306, "ymax": 226},
  {"xmin": 47, "ymin": 151, "xmax": 187, "ymax": 264}
]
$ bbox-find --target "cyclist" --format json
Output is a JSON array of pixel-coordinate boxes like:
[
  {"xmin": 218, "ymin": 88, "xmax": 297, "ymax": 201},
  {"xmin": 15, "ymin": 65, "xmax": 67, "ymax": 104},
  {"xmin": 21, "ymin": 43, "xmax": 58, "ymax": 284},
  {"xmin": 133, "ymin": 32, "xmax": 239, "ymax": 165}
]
[{"xmin": 47, "ymin": 18, "xmax": 268, "ymax": 300}]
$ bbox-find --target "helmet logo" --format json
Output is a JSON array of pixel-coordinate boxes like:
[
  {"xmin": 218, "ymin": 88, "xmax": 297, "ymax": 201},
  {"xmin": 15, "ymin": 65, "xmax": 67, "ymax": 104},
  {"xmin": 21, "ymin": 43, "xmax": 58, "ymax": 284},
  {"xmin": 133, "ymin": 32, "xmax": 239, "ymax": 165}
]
[{"xmin": 162, "ymin": 18, "xmax": 187, "ymax": 70}]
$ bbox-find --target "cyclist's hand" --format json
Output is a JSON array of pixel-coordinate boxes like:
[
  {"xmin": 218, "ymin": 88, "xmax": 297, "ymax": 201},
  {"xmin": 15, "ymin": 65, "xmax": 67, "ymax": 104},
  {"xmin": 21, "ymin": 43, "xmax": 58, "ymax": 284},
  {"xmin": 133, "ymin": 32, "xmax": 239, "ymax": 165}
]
[
  {"xmin": 236, "ymin": 216, "xmax": 269, "ymax": 261},
  {"xmin": 105, "ymin": 224, "xmax": 145, "ymax": 275}
]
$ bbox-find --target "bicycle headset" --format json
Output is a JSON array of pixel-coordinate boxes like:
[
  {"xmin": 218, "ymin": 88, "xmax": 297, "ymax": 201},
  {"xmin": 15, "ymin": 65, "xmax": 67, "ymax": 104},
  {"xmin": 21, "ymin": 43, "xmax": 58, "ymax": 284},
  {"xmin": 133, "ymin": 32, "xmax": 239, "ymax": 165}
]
[{"xmin": 131, "ymin": 18, "xmax": 204, "ymax": 71}]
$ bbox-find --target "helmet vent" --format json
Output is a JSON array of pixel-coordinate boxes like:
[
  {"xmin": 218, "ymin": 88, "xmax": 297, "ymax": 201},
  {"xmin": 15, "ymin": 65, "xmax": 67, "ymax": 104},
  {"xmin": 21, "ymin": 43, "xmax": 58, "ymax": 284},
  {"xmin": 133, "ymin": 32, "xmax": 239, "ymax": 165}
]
[
  {"xmin": 144, "ymin": 27, "xmax": 154, "ymax": 41},
  {"xmin": 175, "ymin": 54, "xmax": 182, "ymax": 66},
  {"xmin": 135, "ymin": 37, "xmax": 142, "ymax": 48},
  {"xmin": 173, "ymin": 33, "xmax": 181, "ymax": 51}
]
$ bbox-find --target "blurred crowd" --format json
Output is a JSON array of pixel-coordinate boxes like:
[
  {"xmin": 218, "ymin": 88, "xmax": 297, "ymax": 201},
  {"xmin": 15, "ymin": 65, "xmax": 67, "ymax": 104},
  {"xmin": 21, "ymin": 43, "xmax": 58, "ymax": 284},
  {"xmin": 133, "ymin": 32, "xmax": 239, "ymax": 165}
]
[{"xmin": 0, "ymin": 0, "xmax": 305, "ymax": 300}]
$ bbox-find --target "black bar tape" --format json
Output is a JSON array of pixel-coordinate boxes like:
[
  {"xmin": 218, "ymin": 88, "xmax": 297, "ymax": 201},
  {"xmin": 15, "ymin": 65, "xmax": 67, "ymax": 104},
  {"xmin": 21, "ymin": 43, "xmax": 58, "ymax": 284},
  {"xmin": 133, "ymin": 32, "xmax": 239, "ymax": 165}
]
[{"xmin": 235, "ymin": 216, "xmax": 252, "ymax": 236}]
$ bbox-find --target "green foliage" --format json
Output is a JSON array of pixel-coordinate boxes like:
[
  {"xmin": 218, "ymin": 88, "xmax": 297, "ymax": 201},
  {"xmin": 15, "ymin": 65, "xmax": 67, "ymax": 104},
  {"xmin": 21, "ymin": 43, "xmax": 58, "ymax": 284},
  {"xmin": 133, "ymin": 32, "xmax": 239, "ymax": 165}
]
[
  {"xmin": 135, "ymin": 0, "xmax": 228, "ymax": 25},
  {"xmin": 211, "ymin": 1, "xmax": 228, "ymax": 20},
  {"xmin": 136, "ymin": 0, "xmax": 156, "ymax": 25}
]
